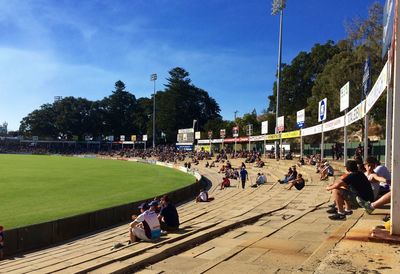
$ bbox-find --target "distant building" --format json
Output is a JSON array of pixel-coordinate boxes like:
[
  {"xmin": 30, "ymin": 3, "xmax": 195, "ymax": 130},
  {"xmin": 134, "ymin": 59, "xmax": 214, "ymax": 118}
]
[{"xmin": 0, "ymin": 122, "xmax": 8, "ymax": 135}]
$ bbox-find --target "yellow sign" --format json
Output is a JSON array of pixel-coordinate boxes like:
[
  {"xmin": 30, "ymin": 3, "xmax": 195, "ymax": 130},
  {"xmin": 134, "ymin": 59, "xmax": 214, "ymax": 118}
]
[
  {"xmin": 281, "ymin": 130, "xmax": 301, "ymax": 139},
  {"xmin": 131, "ymin": 135, "xmax": 137, "ymax": 141},
  {"xmin": 265, "ymin": 134, "xmax": 280, "ymax": 140}
]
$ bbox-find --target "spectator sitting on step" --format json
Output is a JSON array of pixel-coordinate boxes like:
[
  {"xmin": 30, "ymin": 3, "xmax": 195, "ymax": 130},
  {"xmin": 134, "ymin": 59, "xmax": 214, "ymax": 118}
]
[
  {"xmin": 286, "ymin": 173, "xmax": 305, "ymax": 190},
  {"xmin": 357, "ymin": 191, "xmax": 391, "ymax": 215},
  {"xmin": 129, "ymin": 202, "xmax": 161, "ymax": 243},
  {"xmin": 158, "ymin": 195, "xmax": 180, "ymax": 232},
  {"xmin": 251, "ymin": 173, "xmax": 266, "ymax": 187},
  {"xmin": 372, "ymin": 158, "xmax": 391, "ymax": 195},
  {"xmin": 220, "ymin": 176, "xmax": 231, "ymax": 190},
  {"xmin": 278, "ymin": 166, "xmax": 297, "ymax": 184},
  {"xmin": 320, "ymin": 162, "xmax": 334, "ymax": 181},
  {"xmin": 326, "ymin": 160, "xmax": 374, "ymax": 220},
  {"xmin": 196, "ymin": 188, "xmax": 213, "ymax": 202},
  {"xmin": 363, "ymin": 157, "xmax": 388, "ymax": 201}
]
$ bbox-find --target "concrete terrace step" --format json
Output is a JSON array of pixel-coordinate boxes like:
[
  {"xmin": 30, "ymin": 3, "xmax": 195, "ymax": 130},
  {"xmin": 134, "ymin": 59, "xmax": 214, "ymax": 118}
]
[{"xmin": 0, "ymin": 158, "xmax": 337, "ymax": 274}]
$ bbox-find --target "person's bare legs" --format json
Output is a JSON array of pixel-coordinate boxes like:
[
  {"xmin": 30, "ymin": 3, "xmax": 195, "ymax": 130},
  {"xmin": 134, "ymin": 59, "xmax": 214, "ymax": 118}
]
[
  {"xmin": 332, "ymin": 189, "xmax": 345, "ymax": 213},
  {"xmin": 372, "ymin": 191, "xmax": 391, "ymax": 208}
]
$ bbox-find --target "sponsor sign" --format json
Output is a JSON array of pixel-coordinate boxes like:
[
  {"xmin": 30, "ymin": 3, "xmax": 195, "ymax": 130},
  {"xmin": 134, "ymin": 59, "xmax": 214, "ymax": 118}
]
[
  {"xmin": 301, "ymin": 124, "xmax": 322, "ymax": 137},
  {"xmin": 250, "ymin": 135, "xmax": 265, "ymax": 142},
  {"xmin": 296, "ymin": 109, "xmax": 305, "ymax": 128},
  {"xmin": 195, "ymin": 131, "xmax": 201, "ymax": 140},
  {"xmin": 175, "ymin": 144, "xmax": 193, "ymax": 151},
  {"xmin": 143, "ymin": 135, "xmax": 148, "ymax": 141},
  {"xmin": 246, "ymin": 124, "xmax": 253, "ymax": 136},
  {"xmin": 340, "ymin": 82, "xmax": 350, "ymax": 112},
  {"xmin": 195, "ymin": 145, "xmax": 211, "ymax": 152},
  {"xmin": 107, "ymin": 135, "xmax": 114, "ymax": 142},
  {"xmin": 318, "ymin": 98, "xmax": 327, "ymax": 122},
  {"xmin": 266, "ymin": 133, "xmax": 280, "ymax": 141},
  {"xmin": 131, "ymin": 135, "xmax": 137, "ymax": 141},
  {"xmin": 323, "ymin": 116, "xmax": 345, "ymax": 133},
  {"xmin": 277, "ymin": 116, "xmax": 284, "ymax": 132},
  {"xmin": 85, "ymin": 136, "xmax": 91, "ymax": 141},
  {"xmin": 178, "ymin": 128, "xmax": 194, "ymax": 134},
  {"xmin": 232, "ymin": 126, "xmax": 239, "ymax": 137},
  {"xmin": 261, "ymin": 121, "xmax": 268, "ymax": 134},
  {"xmin": 32, "ymin": 136, "xmax": 39, "ymax": 142},
  {"xmin": 208, "ymin": 131, "xmax": 213, "ymax": 138},
  {"xmin": 220, "ymin": 129, "xmax": 226, "ymax": 138},
  {"xmin": 120, "ymin": 135, "xmax": 125, "ymax": 141},
  {"xmin": 365, "ymin": 62, "xmax": 388, "ymax": 113},
  {"xmin": 346, "ymin": 100, "xmax": 365, "ymax": 126},
  {"xmin": 281, "ymin": 130, "xmax": 301, "ymax": 139}
]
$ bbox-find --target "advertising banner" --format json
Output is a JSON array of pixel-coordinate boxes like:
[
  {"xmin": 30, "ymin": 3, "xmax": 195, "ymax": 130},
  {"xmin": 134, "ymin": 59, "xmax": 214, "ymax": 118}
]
[
  {"xmin": 323, "ymin": 116, "xmax": 345, "ymax": 132},
  {"xmin": 266, "ymin": 133, "xmax": 280, "ymax": 141},
  {"xmin": 301, "ymin": 124, "xmax": 322, "ymax": 137},
  {"xmin": 365, "ymin": 62, "xmax": 388, "ymax": 113},
  {"xmin": 346, "ymin": 100, "xmax": 365, "ymax": 126},
  {"xmin": 281, "ymin": 130, "xmax": 301, "ymax": 139}
]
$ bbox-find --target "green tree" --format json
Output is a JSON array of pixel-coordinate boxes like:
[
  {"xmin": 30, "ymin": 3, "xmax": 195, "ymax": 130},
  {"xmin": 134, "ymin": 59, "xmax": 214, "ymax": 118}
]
[
  {"xmin": 19, "ymin": 104, "xmax": 58, "ymax": 138},
  {"xmin": 101, "ymin": 80, "xmax": 138, "ymax": 137}
]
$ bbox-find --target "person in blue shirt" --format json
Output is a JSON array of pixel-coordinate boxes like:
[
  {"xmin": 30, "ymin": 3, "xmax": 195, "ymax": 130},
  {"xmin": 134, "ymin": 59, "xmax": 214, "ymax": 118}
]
[{"xmin": 239, "ymin": 167, "xmax": 248, "ymax": 189}]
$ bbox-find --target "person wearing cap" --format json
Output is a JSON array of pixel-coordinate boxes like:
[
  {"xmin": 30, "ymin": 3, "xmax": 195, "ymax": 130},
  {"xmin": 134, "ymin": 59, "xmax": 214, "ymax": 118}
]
[
  {"xmin": 158, "ymin": 195, "xmax": 180, "ymax": 232},
  {"xmin": 128, "ymin": 202, "xmax": 161, "ymax": 243},
  {"xmin": 326, "ymin": 160, "xmax": 373, "ymax": 220}
]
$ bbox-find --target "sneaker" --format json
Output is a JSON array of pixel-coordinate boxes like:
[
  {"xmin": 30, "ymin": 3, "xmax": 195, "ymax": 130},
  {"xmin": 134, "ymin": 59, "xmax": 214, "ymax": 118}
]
[
  {"xmin": 326, "ymin": 208, "xmax": 337, "ymax": 214},
  {"xmin": 356, "ymin": 196, "xmax": 374, "ymax": 214},
  {"xmin": 161, "ymin": 230, "xmax": 168, "ymax": 235},
  {"xmin": 328, "ymin": 213, "xmax": 346, "ymax": 220},
  {"xmin": 344, "ymin": 210, "xmax": 353, "ymax": 215}
]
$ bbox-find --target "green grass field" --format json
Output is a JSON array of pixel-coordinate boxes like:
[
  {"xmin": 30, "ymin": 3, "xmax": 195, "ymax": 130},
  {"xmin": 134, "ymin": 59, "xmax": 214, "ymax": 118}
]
[{"xmin": 0, "ymin": 154, "xmax": 195, "ymax": 229}]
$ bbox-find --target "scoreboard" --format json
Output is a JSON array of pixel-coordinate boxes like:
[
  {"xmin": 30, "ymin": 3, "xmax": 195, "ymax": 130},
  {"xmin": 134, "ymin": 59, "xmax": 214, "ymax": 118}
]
[{"xmin": 177, "ymin": 128, "xmax": 194, "ymax": 143}]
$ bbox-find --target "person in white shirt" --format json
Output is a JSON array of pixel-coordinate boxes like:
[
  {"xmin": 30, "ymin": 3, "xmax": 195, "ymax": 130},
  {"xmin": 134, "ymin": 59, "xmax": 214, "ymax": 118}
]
[
  {"xmin": 129, "ymin": 202, "xmax": 161, "ymax": 243},
  {"xmin": 196, "ymin": 188, "xmax": 210, "ymax": 202}
]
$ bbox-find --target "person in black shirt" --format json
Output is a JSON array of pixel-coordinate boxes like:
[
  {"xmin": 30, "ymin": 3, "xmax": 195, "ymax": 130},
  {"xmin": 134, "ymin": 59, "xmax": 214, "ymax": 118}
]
[
  {"xmin": 326, "ymin": 160, "xmax": 373, "ymax": 220},
  {"xmin": 158, "ymin": 195, "xmax": 180, "ymax": 232}
]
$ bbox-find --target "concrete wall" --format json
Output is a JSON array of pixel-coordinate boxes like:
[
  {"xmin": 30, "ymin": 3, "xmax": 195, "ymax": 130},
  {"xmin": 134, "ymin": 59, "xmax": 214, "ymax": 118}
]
[{"xmin": 3, "ymin": 159, "xmax": 203, "ymax": 257}]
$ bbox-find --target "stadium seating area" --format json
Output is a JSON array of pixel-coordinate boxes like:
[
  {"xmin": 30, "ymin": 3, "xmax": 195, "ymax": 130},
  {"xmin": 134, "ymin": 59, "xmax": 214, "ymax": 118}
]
[{"xmin": 0, "ymin": 156, "xmax": 359, "ymax": 273}]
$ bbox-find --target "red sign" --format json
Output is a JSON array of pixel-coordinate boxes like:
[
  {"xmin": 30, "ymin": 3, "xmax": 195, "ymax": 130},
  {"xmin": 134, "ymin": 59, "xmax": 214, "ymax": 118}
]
[{"xmin": 232, "ymin": 126, "xmax": 239, "ymax": 137}]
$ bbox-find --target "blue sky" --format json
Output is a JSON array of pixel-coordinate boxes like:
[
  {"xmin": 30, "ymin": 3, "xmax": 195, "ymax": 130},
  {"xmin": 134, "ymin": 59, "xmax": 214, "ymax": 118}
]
[{"xmin": 0, "ymin": 0, "xmax": 384, "ymax": 130}]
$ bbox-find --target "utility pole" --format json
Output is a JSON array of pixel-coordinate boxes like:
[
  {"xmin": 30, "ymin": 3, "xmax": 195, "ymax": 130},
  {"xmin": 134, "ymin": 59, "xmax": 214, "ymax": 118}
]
[{"xmin": 234, "ymin": 110, "xmax": 239, "ymax": 121}]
